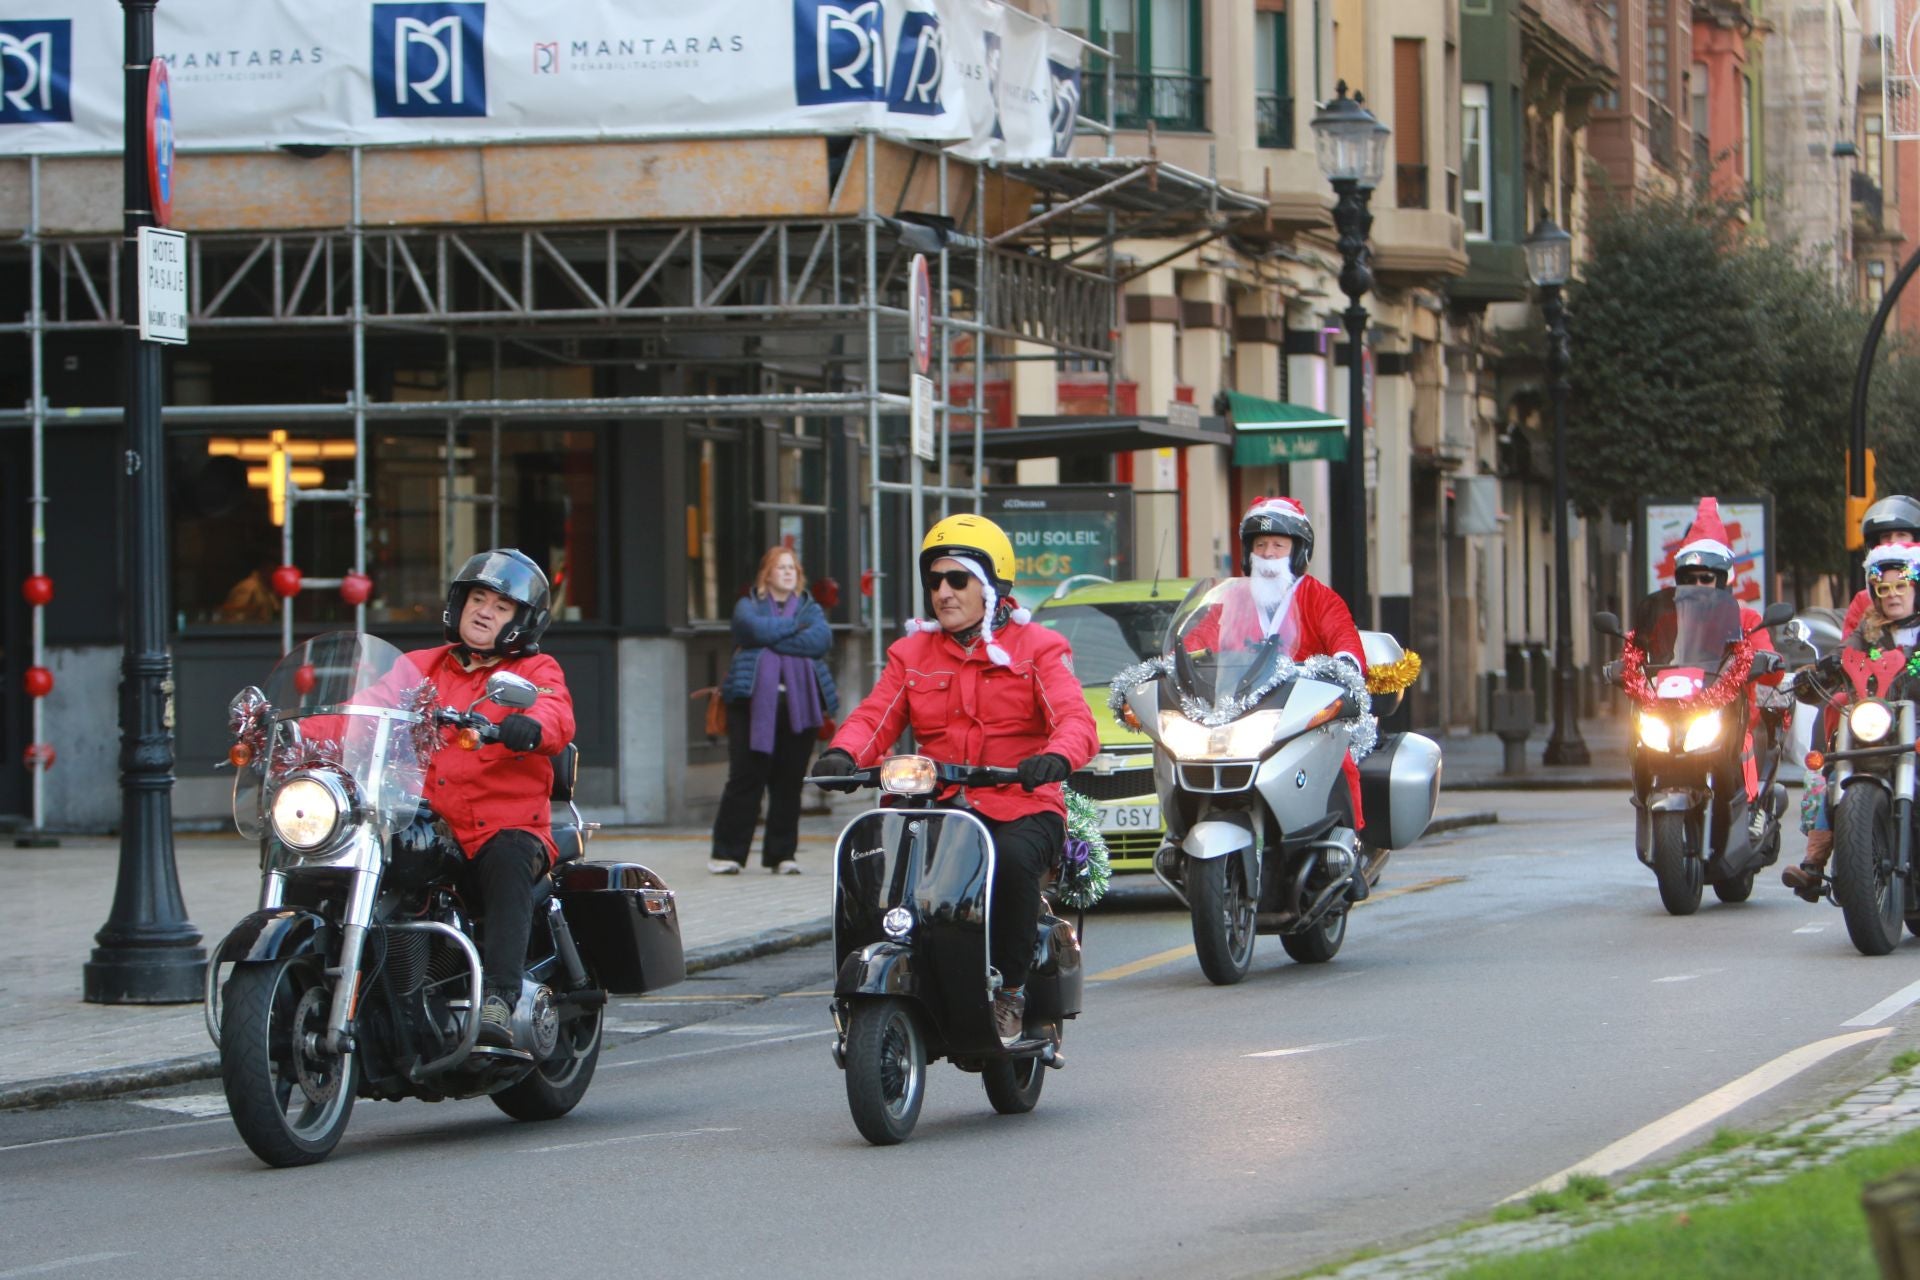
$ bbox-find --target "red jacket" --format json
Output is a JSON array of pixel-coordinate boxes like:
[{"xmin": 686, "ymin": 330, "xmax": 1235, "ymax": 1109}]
[
  {"xmin": 1181, "ymin": 575, "xmax": 1366, "ymax": 668},
  {"xmin": 830, "ymin": 619, "xmax": 1099, "ymax": 822},
  {"xmin": 402, "ymin": 644, "xmax": 576, "ymax": 863}
]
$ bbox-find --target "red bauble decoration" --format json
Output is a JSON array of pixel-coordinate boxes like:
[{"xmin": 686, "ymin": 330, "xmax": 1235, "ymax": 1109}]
[
  {"xmin": 23, "ymin": 742, "xmax": 55, "ymax": 771},
  {"xmin": 23, "ymin": 666, "xmax": 53, "ymax": 698},
  {"xmin": 21, "ymin": 574, "xmax": 53, "ymax": 607},
  {"xmin": 339, "ymin": 571, "xmax": 374, "ymax": 606},
  {"xmin": 293, "ymin": 664, "xmax": 318, "ymax": 695},
  {"xmin": 270, "ymin": 564, "xmax": 303, "ymax": 598},
  {"xmin": 813, "ymin": 576, "xmax": 841, "ymax": 610},
  {"xmin": 860, "ymin": 568, "xmax": 876, "ymax": 598}
]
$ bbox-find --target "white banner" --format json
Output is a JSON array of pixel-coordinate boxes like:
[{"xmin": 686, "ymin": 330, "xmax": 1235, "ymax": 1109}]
[{"xmin": 0, "ymin": 0, "xmax": 1079, "ymax": 159}]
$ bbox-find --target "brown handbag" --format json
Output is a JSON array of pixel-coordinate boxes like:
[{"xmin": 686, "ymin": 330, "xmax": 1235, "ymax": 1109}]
[{"xmin": 691, "ymin": 686, "xmax": 727, "ymax": 738}]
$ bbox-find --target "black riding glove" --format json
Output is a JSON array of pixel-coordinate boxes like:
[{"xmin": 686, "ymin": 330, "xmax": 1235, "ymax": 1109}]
[
  {"xmin": 497, "ymin": 713, "xmax": 543, "ymax": 754},
  {"xmin": 1016, "ymin": 752, "xmax": 1072, "ymax": 792},
  {"xmin": 812, "ymin": 748, "xmax": 860, "ymax": 792}
]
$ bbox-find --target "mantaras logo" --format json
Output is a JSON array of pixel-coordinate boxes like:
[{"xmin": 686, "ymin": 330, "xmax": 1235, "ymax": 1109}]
[
  {"xmin": 887, "ymin": 11, "xmax": 943, "ymax": 116},
  {"xmin": 793, "ymin": 0, "xmax": 884, "ymax": 105},
  {"xmin": 1047, "ymin": 58, "xmax": 1081, "ymax": 157},
  {"xmin": 0, "ymin": 20, "xmax": 72, "ymax": 125},
  {"xmin": 372, "ymin": 2, "xmax": 487, "ymax": 118}
]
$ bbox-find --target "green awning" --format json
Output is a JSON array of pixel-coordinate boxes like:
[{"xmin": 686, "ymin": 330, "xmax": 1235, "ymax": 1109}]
[{"xmin": 1224, "ymin": 391, "xmax": 1348, "ymax": 465}]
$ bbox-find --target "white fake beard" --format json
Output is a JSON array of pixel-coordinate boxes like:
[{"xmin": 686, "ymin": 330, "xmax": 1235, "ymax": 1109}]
[{"xmin": 1248, "ymin": 554, "xmax": 1296, "ymax": 614}]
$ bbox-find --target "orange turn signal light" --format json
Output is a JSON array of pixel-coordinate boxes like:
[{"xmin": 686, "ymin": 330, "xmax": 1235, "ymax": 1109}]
[
  {"xmin": 1121, "ymin": 706, "xmax": 1141, "ymax": 731},
  {"xmin": 1805, "ymin": 751, "xmax": 1825, "ymax": 771},
  {"xmin": 228, "ymin": 742, "xmax": 253, "ymax": 768},
  {"xmin": 457, "ymin": 727, "xmax": 482, "ymax": 751}
]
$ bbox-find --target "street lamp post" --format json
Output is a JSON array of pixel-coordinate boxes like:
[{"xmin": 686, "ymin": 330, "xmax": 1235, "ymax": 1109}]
[
  {"xmin": 1311, "ymin": 82, "xmax": 1389, "ymax": 626},
  {"xmin": 84, "ymin": 0, "xmax": 206, "ymax": 1004},
  {"xmin": 1525, "ymin": 214, "xmax": 1590, "ymax": 767}
]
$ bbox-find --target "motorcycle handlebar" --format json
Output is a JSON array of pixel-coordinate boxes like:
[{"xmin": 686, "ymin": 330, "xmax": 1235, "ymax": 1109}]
[
  {"xmin": 804, "ymin": 761, "xmax": 1025, "ymax": 791},
  {"xmin": 435, "ymin": 708, "xmax": 500, "ymax": 747}
]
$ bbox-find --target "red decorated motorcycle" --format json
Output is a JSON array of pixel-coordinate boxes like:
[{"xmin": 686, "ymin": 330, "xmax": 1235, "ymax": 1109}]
[{"xmin": 1595, "ymin": 587, "xmax": 1793, "ymax": 915}]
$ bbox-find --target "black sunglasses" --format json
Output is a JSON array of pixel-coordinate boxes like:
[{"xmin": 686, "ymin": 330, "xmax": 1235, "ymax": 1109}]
[
  {"xmin": 924, "ymin": 569, "xmax": 976, "ymax": 592},
  {"xmin": 1675, "ymin": 571, "xmax": 1717, "ymax": 586}
]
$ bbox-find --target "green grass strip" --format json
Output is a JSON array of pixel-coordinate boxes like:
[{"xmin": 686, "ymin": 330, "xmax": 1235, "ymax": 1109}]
[{"xmin": 1441, "ymin": 1127, "xmax": 1920, "ymax": 1280}]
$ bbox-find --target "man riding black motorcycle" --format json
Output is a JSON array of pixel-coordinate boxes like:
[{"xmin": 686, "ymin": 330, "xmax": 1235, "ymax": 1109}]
[
  {"xmin": 398, "ymin": 550, "xmax": 576, "ymax": 1047},
  {"xmin": 814, "ymin": 515, "xmax": 1098, "ymax": 1045}
]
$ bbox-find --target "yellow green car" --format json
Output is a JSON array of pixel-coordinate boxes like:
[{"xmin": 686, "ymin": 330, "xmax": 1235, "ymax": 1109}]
[{"xmin": 1032, "ymin": 577, "xmax": 1197, "ymax": 872}]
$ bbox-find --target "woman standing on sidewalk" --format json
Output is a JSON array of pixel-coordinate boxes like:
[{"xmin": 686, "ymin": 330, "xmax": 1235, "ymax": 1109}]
[{"xmin": 709, "ymin": 545, "xmax": 839, "ymax": 875}]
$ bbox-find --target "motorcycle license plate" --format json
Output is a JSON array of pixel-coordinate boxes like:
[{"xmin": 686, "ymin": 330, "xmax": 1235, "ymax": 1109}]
[{"xmin": 1096, "ymin": 803, "xmax": 1162, "ymax": 832}]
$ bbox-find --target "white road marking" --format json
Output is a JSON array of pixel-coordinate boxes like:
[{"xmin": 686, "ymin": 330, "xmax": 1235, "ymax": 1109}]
[
  {"xmin": 127, "ymin": 1093, "xmax": 230, "ymax": 1119},
  {"xmin": 522, "ymin": 1125, "xmax": 738, "ymax": 1155},
  {"xmin": 603, "ymin": 1027, "xmax": 835, "ymax": 1069},
  {"xmin": 139, "ymin": 1145, "xmax": 245, "ymax": 1162},
  {"xmin": 1843, "ymin": 975, "xmax": 1920, "ymax": 1027},
  {"xmin": 668, "ymin": 1023, "xmax": 807, "ymax": 1037},
  {"xmin": 0, "ymin": 1117, "xmax": 226, "ymax": 1155},
  {"xmin": 1794, "ymin": 923, "xmax": 1828, "ymax": 934},
  {"xmin": 0, "ymin": 1255, "xmax": 137, "ymax": 1278},
  {"xmin": 602, "ymin": 1019, "xmax": 671, "ymax": 1036},
  {"xmin": 1244, "ymin": 1038, "xmax": 1369, "ymax": 1059},
  {"xmin": 1653, "ymin": 975, "xmax": 1700, "ymax": 984},
  {"xmin": 1505, "ymin": 1027, "xmax": 1893, "ymax": 1201}
]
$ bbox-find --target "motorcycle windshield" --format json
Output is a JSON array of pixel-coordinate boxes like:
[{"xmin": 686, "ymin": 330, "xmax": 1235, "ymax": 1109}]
[
  {"xmin": 1631, "ymin": 587, "xmax": 1744, "ymax": 671},
  {"xmin": 1165, "ymin": 577, "xmax": 1290, "ymax": 718},
  {"xmin": 232, "ymin": 633, "xmax": 435, "ymax": 841}
]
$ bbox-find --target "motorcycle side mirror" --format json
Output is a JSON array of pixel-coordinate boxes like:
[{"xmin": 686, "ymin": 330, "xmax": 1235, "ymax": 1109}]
[
  {"xmin": 483, "ymin": 671, "xmax": 539, "ymax": 710},
  {"xmin": 1756, "ymin": 600, "xmax": 1795, "ymax": 631},
  {"xmin": 1785, "ymin": 619, "xmax": 1812, "ymax": 646},
  {"xmin": 1593, "ymin": 612, "xmax": 1624, "ymax": 640}
]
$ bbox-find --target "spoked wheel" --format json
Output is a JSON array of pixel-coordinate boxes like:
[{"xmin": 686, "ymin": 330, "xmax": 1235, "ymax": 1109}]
[
  {"xmin": 844, "ymin": 999, "xmax": 926, "ymax": 1145},
  {"xmin": 1712, "ymin": 870, "xmax": 1756, "ymax": 904},
  {"xmin": 1189, "ymin": 855, "xmax": 1257, "ymax": 985},
  {"xmin": 982, "ymin": 1054, "xmax": 1046, "ymax": 1115},
  {"xmin": 220, "ymin": 956, "xmax": 356, "ymax": 1168},
  {"xmin": 1834, "ymin": 786, "xmax": 1903, "ymax": 956},
  {"xmin": 1281, "ymin": 907, "xmax": 1348, "ymax": 964},
  {"xmin": 492, "ymin": 999, "xmax": 603, "ymax": 1122},
  {"xmin": 1651, "ymin": 811, "xmax": 1703, "ymax": 916}
]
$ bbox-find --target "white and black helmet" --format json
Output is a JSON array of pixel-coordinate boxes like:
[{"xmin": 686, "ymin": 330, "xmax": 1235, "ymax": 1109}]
[
  {"xmin": 1239, "ymin": 497, "xmax": 1314, "ymax": 575},
  {"xmin": 443, "ymin": 548, "xmax": 552, "ymax": 657},
  {"xmin": 1862, "ymin": 495, "xmax": 1920, "ymax": 546}
]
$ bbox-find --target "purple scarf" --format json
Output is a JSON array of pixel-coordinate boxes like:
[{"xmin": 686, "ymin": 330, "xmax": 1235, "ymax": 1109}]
[{"xmin": 749, "ymin": 593, "xmax": 824, "ymax": 753}]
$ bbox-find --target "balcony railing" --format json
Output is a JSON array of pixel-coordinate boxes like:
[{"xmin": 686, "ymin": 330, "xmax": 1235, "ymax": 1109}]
[
  {"xmin": 1855, "ymin": 171, "xmax": 1886, "ymax": 229},
  {"xmin": 1649, "ymin": 100, "xmax": 1676, "ymax": 170},
  {"xmin": 1255, "ymin": 93, "xmax": 1293, "ymax": 149},
  {"xmin": 1083, "ymin": 71, "xmax": 1209, "ymax": 133},
  {"xmin": 1397, "ymin": 163, "xmax": 1429, "ymax": 210}
]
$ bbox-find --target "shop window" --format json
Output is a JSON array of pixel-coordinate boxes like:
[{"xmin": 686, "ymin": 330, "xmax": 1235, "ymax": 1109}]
[{"xmin": 686, "ymin": 428, "xmax": 747, "ymax": 623}]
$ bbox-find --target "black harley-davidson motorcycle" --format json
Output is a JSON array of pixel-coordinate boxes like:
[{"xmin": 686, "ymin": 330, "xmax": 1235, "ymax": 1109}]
[
  {"xmin": 205, "ymin": 633, "xmax": 686, "ymax": 1166},
  {"xmin": 815, "ymin": 756, "xmax": 1082, "ymax": 1145}
]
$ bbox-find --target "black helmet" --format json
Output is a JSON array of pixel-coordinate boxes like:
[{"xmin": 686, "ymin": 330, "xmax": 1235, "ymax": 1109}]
[
  {"xmin": 443, "ymin": 549, "xmax": 551, "ymax": 656},
  {"xmin": 1239, "ymin": 497, "xmax": 1314, "ymax": 576},
  {"xmin": 1862, "ymin": 495, "xmax": 1920, "ymax": 546}
]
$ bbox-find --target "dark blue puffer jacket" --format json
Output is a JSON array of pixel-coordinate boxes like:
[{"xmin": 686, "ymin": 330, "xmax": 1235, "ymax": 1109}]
[{"xmin": 720, "ymin": 590, "xmax": 840, "ymax": 716}]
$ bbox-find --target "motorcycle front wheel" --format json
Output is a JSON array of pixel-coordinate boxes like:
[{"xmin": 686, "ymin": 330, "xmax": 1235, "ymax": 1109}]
[
  {"xmin": 220, "ymin": 956, "xmax": 356, "ymax": 1168},
  {"xmin": 492, "ymin": 999, "xmax": 603, "ymax": 1122},
  {"xmin": 844, "ymin": 998, "xmax": 926, "ymax": 1145},
  {"xmin": 1651, "ymin": 811, "xmax": 1703, "ymax": 916},
  {"xmin": 1833, "ymin": 786, "xmax": 1902, "ymax": 956},
  {"xmin": 982, "ymin": 1055, "xmax": 1046, "ymax": 1115},
  {"xmin": 1189, "ymin": 855, "xmax": 1256, "ymax": 985}
]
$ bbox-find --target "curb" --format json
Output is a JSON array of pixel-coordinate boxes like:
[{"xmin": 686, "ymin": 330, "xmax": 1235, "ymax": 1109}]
[
  {"xmin": 1446, "ymin": 777, "xmax": 1632, "ymax": 792},
  {"xmin": 1426, "ymin": 810, "xmax": 1499, "ymax": 835},
  {"xmin": 0, "ymin": 918, "xmax": 837, "ymax": 1112}
]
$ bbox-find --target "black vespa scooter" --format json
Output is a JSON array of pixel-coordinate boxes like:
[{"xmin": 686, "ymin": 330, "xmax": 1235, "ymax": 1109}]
[{"xmin": 812, "ymin": 755, "xmax": 1083, "ymax": 1145}]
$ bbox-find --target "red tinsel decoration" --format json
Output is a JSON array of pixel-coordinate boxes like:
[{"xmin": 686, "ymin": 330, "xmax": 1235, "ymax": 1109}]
[{"xmin": 1619, "ymin": 630, "xmax": 1756, "ymax": 713}]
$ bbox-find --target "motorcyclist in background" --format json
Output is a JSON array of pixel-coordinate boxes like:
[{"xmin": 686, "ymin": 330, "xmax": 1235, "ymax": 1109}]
[{"xmin": 1842, "ymin": 496, "xmax": 1920, "ymax": 634}]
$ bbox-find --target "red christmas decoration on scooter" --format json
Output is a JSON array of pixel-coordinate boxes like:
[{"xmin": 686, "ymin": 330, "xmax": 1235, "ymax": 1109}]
[
  {"xmin": 21, "ymin": 574, "xmax": 53, "ymax": 607},
  {"xmin": 339, "ymin": 571, "xmax": 374, "ymax": 606},
  {"xmin": 270, "ymin": 564, "xmax": 303, "ymax": 598},
  {"xmin": 23, "ymin": 666, "xmax": 53, "ymax": 698}
]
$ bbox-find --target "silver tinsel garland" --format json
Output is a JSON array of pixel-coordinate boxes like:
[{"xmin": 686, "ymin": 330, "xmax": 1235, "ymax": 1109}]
[{"xmin": 1108, "ymin": 651, "xmax": 1377, "ymax": 762}]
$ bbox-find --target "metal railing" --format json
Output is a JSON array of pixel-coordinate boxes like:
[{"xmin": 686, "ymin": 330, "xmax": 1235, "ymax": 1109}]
[
  {"xmin": 1083, "ymin": 70, "xmax": 1209, "ymax": 133},
  {"xmin": 1396, "ymin": 163, "xmax": 1429, "ymax": 210},
  {"xmin": 1854, "ymin": 171, "xmax": 1886, "ymax": 229},
  {"xmin": 1649, "ymin": 100, "xmax": 1676, "ymax": 170},
  {"xmin": 1255, "ymin": 93, "xmax": 1293, "ymax": 149}
]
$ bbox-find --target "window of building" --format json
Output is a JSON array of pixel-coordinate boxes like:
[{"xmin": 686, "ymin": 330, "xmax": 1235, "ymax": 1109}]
[
  {"xmin": 1254, "ymin": 2, "xmax": 1291, "ymax": 149},
  {"xmin": 1596, "ymin": 3, "xmax": 1620, "ymax": 111},
  {"xmin": 1393, "ymin": 38, "xmax": 1427, "ymax": 209},
  {"xmin": 1866, "ymin": 112, "xmax": 1885, "ymax": 189},
  {"xmin": 685, "ymin": 427, "xmax": 747, "ymax": 624},
  {"xmin": 1461, "ymin": 83, "xmax": 1491, "ymax": 240},
  {"xmin": 1647, "ymin": 0, "xmax": 1670, "ymax": 107},
  {"xmin": 1061, "ymin": 0, "xmax": 1204, "ymax": 132},
  {"xmin": 1743, "ymin": 73, "xmax": 1756, "ymax": 190},
  {"xmin": 1867, "ymin": 258, "xmax": 1888, "ymax": 309}
]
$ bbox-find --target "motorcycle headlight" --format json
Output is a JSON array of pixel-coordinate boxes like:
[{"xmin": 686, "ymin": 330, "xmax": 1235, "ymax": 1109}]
[
  {"xmin": 1156, "ymin": 709, "xmax": 1287, "ymax": 761},
  {"xmin": 879, "ymin": 754, "xmax": 937, "ymax": 796},
  {"xmin": 270, "ymin": 774, "xmax": 345, "ymax": 851},
  {"xmin": 1637, "ymin": 714, "xmax": 1672, "ymax": 754},
  {"xmin": 1850, "ymin": 700, "xmax": 1894, "ymax": 745},
  {"xmin": 1681, "ymin": 710, "xmax": 1724, "ymax": 754}
]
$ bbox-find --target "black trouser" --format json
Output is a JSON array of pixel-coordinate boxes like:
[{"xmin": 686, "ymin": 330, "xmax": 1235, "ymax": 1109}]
[
  {"xmin": 462, "ymin": 829, "xmax": 547, "ymax": 991},
  {"xmin": 711, "ymin": 698, "xmax": 817, "ymax": 868},
  {"xmin": 976, "ymin": 810, "xmax": 1064, "ymax": 990}
]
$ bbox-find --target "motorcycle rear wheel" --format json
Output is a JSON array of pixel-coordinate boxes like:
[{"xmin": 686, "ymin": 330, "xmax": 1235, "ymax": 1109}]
[
  {"xmin": 1712, "ymin": 870, "xmax": 1755, "ymax": 904},
  {"xmin": 220, "ymin": 956, "xmax": 356, "ymax": 1168},
  {"xmin": 1651, "ymin": 811, "xmax": 1703, "ymax": 916},
  {"xmin": 1280, "ymin": 908, "xmax": 1347, "ymax": 964},
  {"xmin": 492, "ymin": 1000, "xmax": 603, "ymax": 1122},
  {"xmin": 982, "ymin": 1054, "xmax": 1046, "ymax": 1115},
  {"xmin": 1834, "ymin": 786, "xmax": 1902, "ymax": 957},
  {"xmin": 844, "ymin": 999, "xmax": 926, "ymax": 1145},
  {"xmin": 1189, "ymin": 855, "xmax": 1256, "ymax": 985}
]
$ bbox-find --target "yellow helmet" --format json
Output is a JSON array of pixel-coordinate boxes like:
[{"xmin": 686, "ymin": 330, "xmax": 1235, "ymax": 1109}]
[{"xmin": 920, "ymin": 514, "xmax": 1016, "ymax": 589}]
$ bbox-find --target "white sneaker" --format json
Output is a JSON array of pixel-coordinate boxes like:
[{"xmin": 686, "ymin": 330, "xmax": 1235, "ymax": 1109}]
[
  {"xmin": 708, "ymin": 859, "xmax": 742, "ymax": 875},
  {"xmin": 775, "ymin": 860, "xmax": 803, "ymax": 875}
]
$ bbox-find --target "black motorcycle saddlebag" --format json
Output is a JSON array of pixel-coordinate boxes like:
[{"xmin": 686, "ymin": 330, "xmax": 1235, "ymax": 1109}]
[
  {"xmin": 1024, "ymin": 914, "xmax": 1082, "ymax": 1021},
  {"xmin": 555, "ymin": 861, "xmax": 686, "ymax": 994}
]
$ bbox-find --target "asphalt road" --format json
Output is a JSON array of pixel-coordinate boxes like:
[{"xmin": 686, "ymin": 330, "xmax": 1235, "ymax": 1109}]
[{"xmin": 7, "ymin": 790, "xmax": 1920, "ymax": 1280}]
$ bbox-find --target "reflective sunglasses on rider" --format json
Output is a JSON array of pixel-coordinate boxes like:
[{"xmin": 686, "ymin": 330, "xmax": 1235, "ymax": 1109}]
[{"xmin": 924, "ymin": 568, "xmax": 977, "ymax": 593}]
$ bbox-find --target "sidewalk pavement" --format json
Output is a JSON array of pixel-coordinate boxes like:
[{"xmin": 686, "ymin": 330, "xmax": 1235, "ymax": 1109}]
[
  {"xmin": 0, "ymin": 789, "xmax": 1500, "ymax": 1109},
  {"xmin": 1438, "ymin": 712, "xmax": 1632, "ymax": 791}
]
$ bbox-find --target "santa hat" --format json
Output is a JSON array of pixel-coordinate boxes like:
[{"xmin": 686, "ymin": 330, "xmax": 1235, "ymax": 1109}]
[
  {"xmin": 1866, "ymin": 539, "xmax": 1920, "ymax": 579},
  {"xmin": 1674, "ymin": 497, "xmax": 1734, "ymax": 566},
  {"xmin": 903, "ymin": 555, "xmax": 1029, "ymax": 666}
]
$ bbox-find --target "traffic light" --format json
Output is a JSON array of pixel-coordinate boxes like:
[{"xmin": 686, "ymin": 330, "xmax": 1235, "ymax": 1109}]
[{"xmin": 1845, "ymin": 448, "xmax": 1879, "ymax": 550}]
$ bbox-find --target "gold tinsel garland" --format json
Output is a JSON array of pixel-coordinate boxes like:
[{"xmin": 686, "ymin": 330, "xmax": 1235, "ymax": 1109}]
[{"xmin": 1366, "ymin": 650, "xmax": 1423, "ymax": 696}]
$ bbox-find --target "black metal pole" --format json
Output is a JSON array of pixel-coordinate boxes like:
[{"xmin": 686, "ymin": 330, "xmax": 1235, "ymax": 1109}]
[
  {"xmin": 1330, "ymin": 177, "xmax": 1373, "ymax": 625},
  {"xmin": 1541, "ymin": 284, "xmax": 1589, "ymax": 766},
  {"xmin": 85, "ymin": 0, "xmax": 205, "ymax": 1004},
  {"xmin": 1847, "ymin": 241, "xmax": 1920, "ymax": 595}
]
